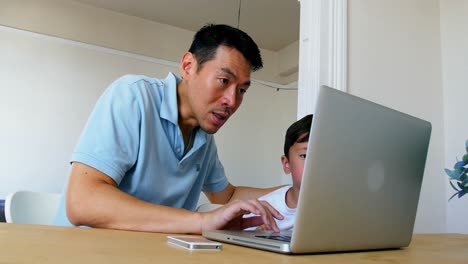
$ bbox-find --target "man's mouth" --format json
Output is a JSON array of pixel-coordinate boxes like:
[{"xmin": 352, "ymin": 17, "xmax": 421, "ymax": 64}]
[
  {"xmin": 211, "ymin": 109, "xmax": 231, "ymax": 126},
  {"xmin": 213, "ymin": 112, "xmax": 226, "ymax": 120}
]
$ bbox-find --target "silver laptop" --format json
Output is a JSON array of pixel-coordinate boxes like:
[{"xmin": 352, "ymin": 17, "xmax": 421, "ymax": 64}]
[{"xmin": 203, "ymin": 85, "xmax": 432, "ymax": 254}]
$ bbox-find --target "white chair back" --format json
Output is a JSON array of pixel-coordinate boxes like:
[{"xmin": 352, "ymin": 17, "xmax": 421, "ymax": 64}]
[{"xmin": 5, "ymin": 190, "xmax": 61, "ymax": 225}]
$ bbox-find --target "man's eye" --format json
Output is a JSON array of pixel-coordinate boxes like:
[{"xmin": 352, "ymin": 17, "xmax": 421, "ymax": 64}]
[
  {"xmin": 219, "ymin": 78, "xmax": 229, "ymax": 85},
  {"xmin": 239, "ymin": 88, "xmax": 247, "ymax": 94}
]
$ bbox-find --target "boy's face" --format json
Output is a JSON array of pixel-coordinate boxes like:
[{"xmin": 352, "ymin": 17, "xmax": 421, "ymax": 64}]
[{"xmin": 281, "ymin": 137, "xmax": 308, "ymax": 190}]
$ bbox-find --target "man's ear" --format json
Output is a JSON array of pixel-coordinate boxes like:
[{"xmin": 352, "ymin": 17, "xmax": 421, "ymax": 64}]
[
  {"xmin": 281, "ymin": 155, "xmax": 291, "ymax": 174},
  {"xmin": 180, "ymin": 52, "xmax": 197, "ymax": 80}
]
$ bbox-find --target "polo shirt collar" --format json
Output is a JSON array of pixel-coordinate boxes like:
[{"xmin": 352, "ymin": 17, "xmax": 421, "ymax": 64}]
[
  {"xmin": 160, "ymin": 72, "xmax": 209, "ymax": 156},
  {"xmin": 160, "ymin": 72, "xmax": 179, "ymax": 125}
]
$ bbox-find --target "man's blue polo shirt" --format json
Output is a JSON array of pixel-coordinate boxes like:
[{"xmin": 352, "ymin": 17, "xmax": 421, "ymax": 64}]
[{"xmin": 54, "ymin": 73, "xmax": 229, "ymax": 226}]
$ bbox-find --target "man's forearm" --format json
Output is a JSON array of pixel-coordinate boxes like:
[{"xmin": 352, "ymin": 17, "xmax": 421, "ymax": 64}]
[
  {"xmin": 67, "ymin": 163, "xmax": 204, "ymax": 234},
  {"xmin": 229, "ymin": 185, "xmax": 285, "ymax": 202},
  {"xmin": 68, "ymin": 182, "xmax": 283, "ymax": 234},
  {"xmin": 67, "ymin": 164, "xmax": 284, "ymax": 234},
  {"xmin": 68, "ymin": 185, "xmax": 205, "ymax": 234}
]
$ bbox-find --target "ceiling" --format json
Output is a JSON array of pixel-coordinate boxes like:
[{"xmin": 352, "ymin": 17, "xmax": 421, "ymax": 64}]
[{"xmin": 74, "ymin": 0, "xmax": 300, "ymax": 51}]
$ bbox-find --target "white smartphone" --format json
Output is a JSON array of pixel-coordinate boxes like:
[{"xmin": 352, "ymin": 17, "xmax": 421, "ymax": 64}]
[{"xmin": 166, "ymin": 236, "xmax": 223, "ymax": 251}]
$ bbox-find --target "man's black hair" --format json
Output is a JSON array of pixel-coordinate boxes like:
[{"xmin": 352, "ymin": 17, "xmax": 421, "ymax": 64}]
[
  {"xmin": 283, "ymin": 114, "xmax": 313, "ymax": 158},
  {"xmin": 188, "ymin": 24, "xmax": 263, "ymax": 72}
]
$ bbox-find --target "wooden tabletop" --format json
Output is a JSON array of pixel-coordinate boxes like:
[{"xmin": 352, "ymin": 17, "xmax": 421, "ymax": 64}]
[{"xmin": 0, "ymin": 223, "xmax": 467, "ymax": 263}]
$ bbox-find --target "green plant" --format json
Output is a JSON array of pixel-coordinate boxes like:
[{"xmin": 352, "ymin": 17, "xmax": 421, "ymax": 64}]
[{"xmin": 445, "ymin": 139, "xmax": 468, "ymax": 201}]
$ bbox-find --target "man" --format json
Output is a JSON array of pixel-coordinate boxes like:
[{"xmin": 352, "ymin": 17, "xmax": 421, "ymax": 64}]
[{"xmin": 54, "ymin": 24, "xmax": 283, "ymax": 233}]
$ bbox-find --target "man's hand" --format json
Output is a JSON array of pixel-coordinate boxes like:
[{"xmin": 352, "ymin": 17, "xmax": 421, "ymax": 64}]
[{"xmin": 199, "ymin": 199, "xmax": 284, "ymax": 233}]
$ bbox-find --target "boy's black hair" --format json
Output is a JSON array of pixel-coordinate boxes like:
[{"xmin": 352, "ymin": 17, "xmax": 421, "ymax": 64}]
[
  {"xmin": 188, "ymin": 24, "xmax": 263, "ymax": 72},
  {"xmin": 283, "ymin": 114, "xmax": 313, "ymax": 158}
]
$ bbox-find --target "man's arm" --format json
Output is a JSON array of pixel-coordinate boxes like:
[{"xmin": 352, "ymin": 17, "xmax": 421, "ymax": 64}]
[
  {"xmin": 66, "ymin": 162, "xmax": 204, "ymax": 233},
  {"xmin": 204, "ymin": 183, "xmax": 285, "ymax": 204},
  {"xmin": 66, "ymin": 162, "xmax": 281, "ymax": 233}
]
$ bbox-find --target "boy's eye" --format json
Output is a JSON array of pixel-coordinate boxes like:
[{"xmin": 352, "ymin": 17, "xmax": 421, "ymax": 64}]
[
  {"xmin": 299, "ymin": 154, "xmax": 307, "ymax": 159},
  {"xmin": 239, "ymin": 88, "xmax": 247, "ymax": 94}
]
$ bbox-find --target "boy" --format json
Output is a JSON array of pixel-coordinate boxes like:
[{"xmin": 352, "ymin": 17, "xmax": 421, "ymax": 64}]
[{"xmin": 246, "ymin": 114, "xmax": 312, "ymax": 231}]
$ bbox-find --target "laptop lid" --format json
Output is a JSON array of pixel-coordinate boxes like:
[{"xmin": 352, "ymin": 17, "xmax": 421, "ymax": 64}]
[{"xmin": 203, "ymin": 86, "xmax": 432, "ymax": 254}]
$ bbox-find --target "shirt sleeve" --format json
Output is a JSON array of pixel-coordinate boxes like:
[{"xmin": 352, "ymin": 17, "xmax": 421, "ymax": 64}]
[{"xmin": 71, "ymin": 76, "xmax": 142, "ymax": 184}]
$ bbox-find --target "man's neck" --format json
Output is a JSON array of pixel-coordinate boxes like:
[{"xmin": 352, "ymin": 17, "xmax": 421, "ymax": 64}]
[
  {"xmin": 176, "ymin": 80, "xmax": 197, "ymax": 148},
  {"xmin": 179, "ymin": 126, "xmax": 193, "ymax": 148}
]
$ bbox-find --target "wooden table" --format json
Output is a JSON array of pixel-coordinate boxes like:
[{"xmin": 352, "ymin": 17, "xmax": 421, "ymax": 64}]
[{"xmin": 0, "ymin": 223, "xmax": 467, "ymax": 263}]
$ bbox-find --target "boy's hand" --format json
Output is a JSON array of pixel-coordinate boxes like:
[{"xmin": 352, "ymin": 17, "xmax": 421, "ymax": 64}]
[{"xmin": 199, "ymin": 199, "xmax": 283, "ymax": 233}]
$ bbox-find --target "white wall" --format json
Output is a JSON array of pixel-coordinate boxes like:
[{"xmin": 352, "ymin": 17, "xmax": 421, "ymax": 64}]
[
  {"xmin": 0, "ymin": 27, "xmax": 176, "ymax": 197},
  {"xmin": 348, "ymin": 0, "xmax": 446, "ymax": 233},
  {"xmin": 0, "ymin": 0, "xmax": 292, "ymax": 85},
  {"xmin": 0, "ymin": 18, "xmax": 297, "ymax": 200},
  {"xmin": 215, "ymin": 87, "xmax": 298, "ymax": 188},
  {"xmin": 439, "ymin": 0, "xmax": 468, "ymax": 234}
]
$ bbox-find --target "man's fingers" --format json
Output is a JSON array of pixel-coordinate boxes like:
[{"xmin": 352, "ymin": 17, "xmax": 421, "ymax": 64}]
[
  {"xmin": 203, "ymin": 199, "xmax": 284, "ymax": 232},
  {"xmin": 259, "ymin": 200, "xmax": 284, "ymax": 220},
  {"xmin": 242, "ymin": 199, "xmax": 282, "ymax": 232},
  {"xmin": 241, "ymin": 215, "xmax": 265, "ymax": 229}
]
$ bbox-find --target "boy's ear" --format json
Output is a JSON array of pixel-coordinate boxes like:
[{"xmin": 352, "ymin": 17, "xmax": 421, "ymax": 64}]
[
  {"xmin": 281, "ymin": 155, "xmax": 291, "ymax": 174},
  {"xmin": 180, "ymin": 52, "xmax": 197, "ymax": 80}
]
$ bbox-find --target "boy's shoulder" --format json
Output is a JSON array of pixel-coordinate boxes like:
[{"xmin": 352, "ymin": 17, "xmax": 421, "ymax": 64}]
[{"xmin": 259, "ymin": 185, "xmax": 292, "ymax": 202}]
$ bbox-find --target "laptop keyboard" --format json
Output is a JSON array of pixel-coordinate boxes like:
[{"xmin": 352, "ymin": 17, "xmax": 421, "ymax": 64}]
[{"xmin": 255, "ymin": 235, "xmax": 291, "ymax": 242}]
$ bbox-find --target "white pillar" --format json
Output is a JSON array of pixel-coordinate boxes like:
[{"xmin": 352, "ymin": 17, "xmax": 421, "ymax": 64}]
[{"xmin": 297, "ymin": 0, "xmax": 347, "ymax": 118}]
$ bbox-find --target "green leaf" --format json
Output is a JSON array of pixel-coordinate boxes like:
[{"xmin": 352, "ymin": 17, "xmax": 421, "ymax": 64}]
[
  {"xmin": 449, "ymin": 192, "xmax": 458, "ymax": 201},
  {"xmin": 450, "ymin": 181, "xmax": 460, "ymax": 191},
  {"xmin": 462, "ymin": 176, "xmax": 468, "ymax": 187},
  {"xmin": 446, "ymin": 168, "xmax": 463, "ymax": 180},
  {"xmin": 445, "ymin": 169, "xmax": 456, "ymax": 179},
  {"xmin": 463, "ymin": 153, "xmax": 468, "ymax": 163},
  {"xmin": 461, "ymin": 172, "xmax": 467, "ymax": 182},
  {"xmin": 454, "ymin": 161, "xmax": 466, "ymax": 169},
  {"xmin": 445, "ymin": 168, "xmax": 453, "ymax": 177},
  {"xmin": 458, "ymin": 190, "xmax": 467, "ymax": 198}
]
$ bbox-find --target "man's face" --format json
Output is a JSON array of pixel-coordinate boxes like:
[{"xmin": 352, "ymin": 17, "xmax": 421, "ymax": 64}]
[
  {"xmin": 282, "ymin": 138, "xmax": 308, "ymax": 190},
  {"xmin": 181, "ymin": 46, "xmax": 251, "ymax": 134}
]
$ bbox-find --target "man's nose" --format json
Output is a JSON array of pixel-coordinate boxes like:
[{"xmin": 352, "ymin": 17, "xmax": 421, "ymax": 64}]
[{"xmin": 221, "ymin": 86, "xmax": 237, "ymax": 108}]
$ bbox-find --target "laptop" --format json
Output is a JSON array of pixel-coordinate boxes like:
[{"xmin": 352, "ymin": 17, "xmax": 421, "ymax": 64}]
[{"xmin": 203, "ymin": 85, "xmax": 432, "ymax": 254}]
